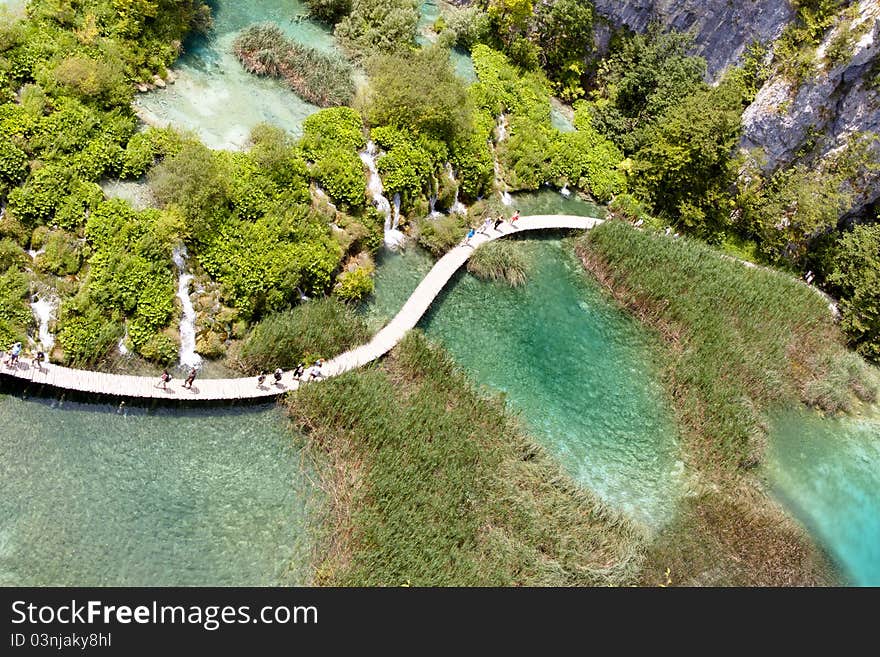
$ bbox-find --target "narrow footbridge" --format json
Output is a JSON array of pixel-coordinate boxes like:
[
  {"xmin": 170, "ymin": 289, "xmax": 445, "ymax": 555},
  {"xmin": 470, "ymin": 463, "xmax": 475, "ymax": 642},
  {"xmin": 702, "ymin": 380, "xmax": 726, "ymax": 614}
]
[{"xmin": 2, "ymin": 215, "xmax": 602, "ymax": 401}]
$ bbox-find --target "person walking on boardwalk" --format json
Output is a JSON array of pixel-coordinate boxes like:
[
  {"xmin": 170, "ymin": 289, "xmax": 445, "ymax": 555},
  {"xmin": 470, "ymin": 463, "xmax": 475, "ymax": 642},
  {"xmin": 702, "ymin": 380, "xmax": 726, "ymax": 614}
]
[
  {"xmin": 493, "ymin": 214, "xmax": 504, "ymax": 231},
  {"xmin": 478, "ymin": 216, "xmax": 493, "ymax": 235},
  {"xmin": 464, "ymin": 227, "xmax": 476, "ymax": 247},
  {"xmin": 257, "ymin": 370, "xmax": 267, "ymax": 387},
  {"xmin": 308, "ymin": 359, "xmax": 325, "ymax": 382},
  {"xmin": 32, "ymin": 349, "xmax": 45, "ymax": 372},
  {"xmin": 182, "ymin": 367, "xmax": 197, "ymax": 389},
  {"xmin": 5, "ymin": 341, "xmax": 22, "ymax": 367},
  {"xmin": 156, "ymin": 369, "xmax": 172, "ymax": 389},
  {"xmin": 273, "ymin": 367, "xmax": 284, "ymax": 386},
  {"xmin": 510, "ymin": 209, "xmax": 520, "ymax": 227},
  {"xmin": 292, "ymin": 362, "xmax": 305, "ymax": 381}
]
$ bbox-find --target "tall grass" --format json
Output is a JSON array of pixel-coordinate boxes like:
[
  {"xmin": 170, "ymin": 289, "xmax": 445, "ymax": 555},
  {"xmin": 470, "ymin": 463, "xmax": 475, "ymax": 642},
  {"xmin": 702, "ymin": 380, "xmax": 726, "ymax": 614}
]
[
  {"xmin": 467, "ymin": 240, "xmax": 529, "ymax": 287},
  {"xmin": 287, "ymin": 331, "xmax": 646, "ymax": 586},
  {"xmin": 578, "ymin": 220, "xmax": 876, "ymax": 471},
  {"xmin": 233, "ymin": 23, "xmax": 355, "ymax": 107},
  {"xmin": 236, "ymin": 298, "xmax": 368, "ymax": 373}
]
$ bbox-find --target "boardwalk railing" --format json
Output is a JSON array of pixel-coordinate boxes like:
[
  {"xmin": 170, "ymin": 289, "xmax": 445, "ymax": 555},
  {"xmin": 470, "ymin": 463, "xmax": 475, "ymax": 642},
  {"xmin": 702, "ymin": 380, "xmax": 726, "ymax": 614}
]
[{"xmin": 1, "ymin": 215, "xmax": 602, "ymax": 401}]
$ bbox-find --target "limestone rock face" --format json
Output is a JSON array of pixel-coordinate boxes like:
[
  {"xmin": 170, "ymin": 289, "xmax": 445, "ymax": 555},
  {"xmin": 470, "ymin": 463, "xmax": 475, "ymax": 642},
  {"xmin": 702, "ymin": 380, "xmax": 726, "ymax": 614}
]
[
  {"xmin": 740, "ymin": 1, "xmax": 880, "ymax": 216},
  {"xmin": 593, "ymin": 0, "xmax": 880, "ymax": 217},
  {"xmin": 591, "ymin": 0, "xmax": 794, "ymax": 77}
]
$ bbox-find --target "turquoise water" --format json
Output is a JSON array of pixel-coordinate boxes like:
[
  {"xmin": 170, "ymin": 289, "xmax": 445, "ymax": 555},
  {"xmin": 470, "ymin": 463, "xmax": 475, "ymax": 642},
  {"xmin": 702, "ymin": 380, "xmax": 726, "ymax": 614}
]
[
  {"xmin": 418, "ymin": 0, "xmax": 477, "ymax": 82},
  {"xmin": 765, "ymin": 408, "xmax": 880, "ymax": 586},
  {"xmin": 0, "ymin": 392, "xmax": 320, "ymax": 585},
  {"xmin": 366, "ymin": 192, "xmax": 684, "ymax": 527},
  {"xmin": 134, "ymin": 0, "xmax": 335, "ymax": 149}
]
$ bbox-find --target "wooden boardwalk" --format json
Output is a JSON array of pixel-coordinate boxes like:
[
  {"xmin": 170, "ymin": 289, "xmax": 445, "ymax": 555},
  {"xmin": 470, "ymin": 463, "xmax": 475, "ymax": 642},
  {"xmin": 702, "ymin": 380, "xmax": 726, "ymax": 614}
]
[{"xmin": 1, "ymin": 215, "xmax": 602, "ymax": 401}]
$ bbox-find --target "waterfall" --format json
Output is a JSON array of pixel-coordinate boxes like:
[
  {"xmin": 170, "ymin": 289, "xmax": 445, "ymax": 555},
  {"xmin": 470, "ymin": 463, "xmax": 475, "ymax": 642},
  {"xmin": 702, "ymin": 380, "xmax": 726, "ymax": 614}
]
[
  {"xmin": 495, "ymin": 114, "xmax": 507, "ymax": 142},
  {"xmin": 172, "ymin": 245, "xmax": 202, "ymax": 369},
  {"xmin": 392, "ymin": 193, "xmax": 401, "ymax": 230},
  {"xmin": 560, "ymin": 183, "xmax": 571, "ymax": 197},
  {"xmin": 359, "ymin": 141, "xmax": 405, "ymax": 249},
  {"xmin": 447, "ymin": 164, "xmax": 467, "ymax": 215},
  {"xmin": 30, "ymin": 291, "xmax": 58, "ymax": 352},
  {"xmin": 118, "ymin": 325, "xmax": 130, "ymax": 356}
]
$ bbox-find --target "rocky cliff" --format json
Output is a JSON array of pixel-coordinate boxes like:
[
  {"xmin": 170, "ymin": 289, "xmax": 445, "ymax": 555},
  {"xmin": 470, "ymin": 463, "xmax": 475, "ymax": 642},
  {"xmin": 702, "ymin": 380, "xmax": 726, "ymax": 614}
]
[
  {"xmin": 741, "ymin": 0, "xmax": 880, "ymax": 218},
  {"xmin": 591, "ymin": 0, "xmax": 794, "ymax": 78},
  {"xmin": 593, "ymin": 0, "xmax": 880, "ymax": 219}
]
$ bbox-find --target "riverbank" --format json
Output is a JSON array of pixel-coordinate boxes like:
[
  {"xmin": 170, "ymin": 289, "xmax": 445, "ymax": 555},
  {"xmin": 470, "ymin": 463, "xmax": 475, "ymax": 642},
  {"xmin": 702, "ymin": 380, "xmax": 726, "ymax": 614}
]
[
  {"xmin": 287, "ymin": 331, "xmax": 647, "ymax": 585},
  {"xmin": 576, "ymin": 220, "xmax": 877, "ymax": 585}
]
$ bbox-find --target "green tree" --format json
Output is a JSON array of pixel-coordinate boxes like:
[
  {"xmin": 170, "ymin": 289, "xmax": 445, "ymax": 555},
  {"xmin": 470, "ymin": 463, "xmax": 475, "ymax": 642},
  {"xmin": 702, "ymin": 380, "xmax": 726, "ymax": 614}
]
[
  {"xmin": 632, "ymin": 78, "xmax": 745, "ymax": 235},
  {"xmin": 335, "ymin": 0, "xmax": 419, "ymax": 57},
  {"xmin": 366, "ymin": 45, "xmax": 472, "ymax": 147},
  {"xmin": 534, "ymin": 0, "xmax": 594, "ymax": 99},
  {"xmin": 829, "ymin": 223, "xmax": 880, "ymax": 361}
]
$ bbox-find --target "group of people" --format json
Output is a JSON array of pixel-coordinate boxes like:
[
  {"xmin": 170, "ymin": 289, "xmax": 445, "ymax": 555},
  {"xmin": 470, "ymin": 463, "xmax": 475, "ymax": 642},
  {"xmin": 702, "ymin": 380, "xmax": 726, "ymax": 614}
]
[
  {"xmin": 257, "ymin": 359, "xmax": 325, "ymax": 388},
  {"xmin": 156, "ymin": 367, "xmax": 197, "ymax": 390},
  {"xmin": 3, "ymin": 341, "xmax": 46, "ymax": 371},
  {"xmin": 464, "ymin": 210, "xmax": 520, "ymax": 246}
]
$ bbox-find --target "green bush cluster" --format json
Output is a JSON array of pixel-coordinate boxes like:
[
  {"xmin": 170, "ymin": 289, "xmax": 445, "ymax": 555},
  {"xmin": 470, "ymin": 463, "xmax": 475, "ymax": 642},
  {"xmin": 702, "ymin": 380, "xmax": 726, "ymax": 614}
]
[
  {"xmin": 334, "ymin": 0, "xmax": 420, "ymax": 58},
  {"xmin": 829, "ymin": 223, "xmax": 880, "ymax": 361},
  {"xmin": 0, "ymin": 266, "xmax": 32, "ymax": 348},
  {"xmin": 198, "ymin": 202, "xmax": 343, "ymax": 320},
  {"xmin": 301, "ymin": 107, "xmax": 366, "ymax": 210},
  {"xmin": 414, "ymin": 213, "xmax": 467, "ymax": 256},
  {"xmin": 472, "ymin": 46, "xmax": 626, "ymax": 202},
  {"xmin": 54, "ymin": 200, "xmax": 177, "ymax": 365},
  {"xmin": 333, "ymin": 265, "xmax": 375, "ymax": 302}
]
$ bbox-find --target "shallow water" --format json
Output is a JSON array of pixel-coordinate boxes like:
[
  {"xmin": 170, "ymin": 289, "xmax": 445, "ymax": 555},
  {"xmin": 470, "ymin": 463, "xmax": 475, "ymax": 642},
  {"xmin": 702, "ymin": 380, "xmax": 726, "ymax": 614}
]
[
  {"xmin": 0, "ymin": 393, "xmax": 319, "ymax": 585},
  {"xmin": 134, "ymin": 0, "xmax": 334, "ymax": 150},
  {"xmin": 365, "ymin": 192, "xmax": 683, "ymax": 527},
  {"xmin": 764, "ymin": 407, "xmax": 880, "ymax": 586}
]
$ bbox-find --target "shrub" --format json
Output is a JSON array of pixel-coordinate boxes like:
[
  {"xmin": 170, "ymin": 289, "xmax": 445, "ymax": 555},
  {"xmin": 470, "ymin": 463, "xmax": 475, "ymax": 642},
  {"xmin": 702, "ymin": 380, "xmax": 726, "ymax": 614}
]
[
  {"xmin": 335, "ymin": 0, "xmax": 420, "ymax": 57},
  {"xmin": 334, "ymin": 265, "xmax": 375, "ymax": 302},
  {"xmin": 305, "ymin": 0, "xmax": 353, "ymax": 24},
  {"xmin": 237, "ymin": 298, "xmax": 369, "ymax": 372},
  {"xmin": 35, "ymin": 230, "xmax": 83, "ymax": 276},
  {"xmin": 366, "ymin": 45, "xmax": 472, "ymax": 147},
  {"xmin": 414, "ymin": 213, "xmax": 467, "ymax": 256},
  {"xmin": 0, "ymin": 140, "xmax": 27, "ymax": 185},
  {"xmin": 444, "ymin": 6, "xmax": 490, "ymax": 49},
  {"xmin": 829, "ymin": 223, "xmax": 880, "ymax": 361}
]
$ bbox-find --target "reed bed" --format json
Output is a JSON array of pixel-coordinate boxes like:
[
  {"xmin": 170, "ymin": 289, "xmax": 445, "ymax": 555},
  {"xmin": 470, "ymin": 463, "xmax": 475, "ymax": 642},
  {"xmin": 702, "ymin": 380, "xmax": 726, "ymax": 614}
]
[
  {"xmin": 233, "ymin": 23, "xmax": 355, "ymax": 107},
  {"xmin": 466, "ymin": 240, "xmax": 530, "ymax": 287},
  {"xmin": 287, "ymin": 331, "xmax": 647, "ymax": 586},
  {"xmin": 578, "ymin": 220, "xmax": 875, "ymax": 471}
]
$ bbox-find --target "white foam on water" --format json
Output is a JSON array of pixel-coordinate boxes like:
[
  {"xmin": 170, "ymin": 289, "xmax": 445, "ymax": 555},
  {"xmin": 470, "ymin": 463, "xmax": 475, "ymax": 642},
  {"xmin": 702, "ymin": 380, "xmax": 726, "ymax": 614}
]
[{"xmin": 172, "ymin": 245, "xmax": 202, "ymax": 369}]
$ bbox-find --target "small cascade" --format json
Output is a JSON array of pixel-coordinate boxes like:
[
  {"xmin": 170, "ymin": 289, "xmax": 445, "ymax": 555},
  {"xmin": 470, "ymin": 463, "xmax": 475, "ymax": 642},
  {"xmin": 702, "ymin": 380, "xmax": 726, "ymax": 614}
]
[
  {"xmin": 447, "ymin": 165, "xmax": 467, "ymax": 215},
  {"xmin": 313, "ymin": 184, "xmax": 338, "ymax": 211},
  {"xmin": 494, "ymin": 158, "xmax": 513, "ymax": 206},
  {"xmin": 428, "ymin": 194, "xmax": 442, "ymax": 218},
  {"xmin": 359, "ymin": 141, "xmax": 404, "ymax": 249},
  {"xmin": 30, "ymin": 291, "xmax": 58, "ymax": 352},
  {"xmin": 560, "ymin": 183, "xmax": 571, "ymax": 197},
  {"xmin": 172, "ymin": 245, "xmax": 202, "ymax": 369},
  {"xmin": 392, "ymin": 193, "xmax": 401, "ymax": 230},
  {"xmin": 118, "ymin": 325, "xmax": 130, "ymax": 356},
  {"xmin": 27, "ymin": 248, "xmax": 45, "ymax": 260},
  {"xmin": 495, "ymin": 114, "xmax": 508, "ymax": 142}
]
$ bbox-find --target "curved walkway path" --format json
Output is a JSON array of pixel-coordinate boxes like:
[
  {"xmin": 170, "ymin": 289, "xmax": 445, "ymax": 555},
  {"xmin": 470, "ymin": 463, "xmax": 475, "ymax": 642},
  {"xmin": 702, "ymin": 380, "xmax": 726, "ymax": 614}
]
[{"xmin": 1, "ymin": 215, "xmax": 602, "ymax": 401}]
